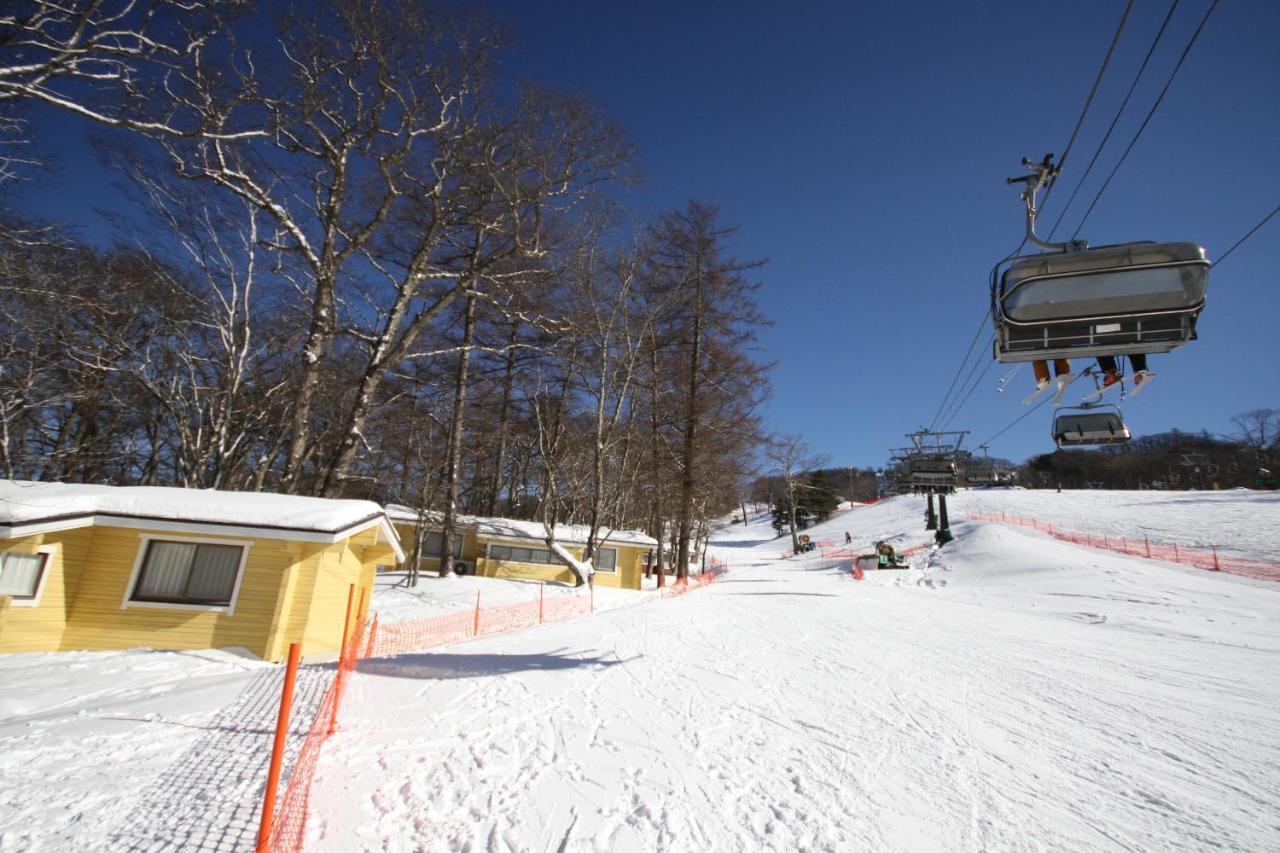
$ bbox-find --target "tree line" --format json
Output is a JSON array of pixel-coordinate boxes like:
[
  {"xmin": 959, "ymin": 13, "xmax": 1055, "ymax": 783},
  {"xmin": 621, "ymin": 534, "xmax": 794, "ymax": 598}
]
[
  {"xmin": 1023, "ymin": 410, "xmax": 1279, "ymax": 491},
  {"xmin": 0, "ymin": 1, "xmax": 771, "ymax": 583}
]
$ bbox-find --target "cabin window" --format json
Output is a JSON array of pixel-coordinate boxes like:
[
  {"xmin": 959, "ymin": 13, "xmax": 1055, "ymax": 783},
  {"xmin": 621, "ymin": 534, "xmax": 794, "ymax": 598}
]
[
  {"xmin": 595, "ymin": 547, "xmax": 618, "ymax": 572},
  {"xmin": 421, "ymin": 531, "xmax": 464, "ymax": 558},
  {"xmin": 0, "ymin": 551, "xmax": 48, "ymax": 600},
  {"xmin": 130, "ymin": 540, "xmax": 245, "ymax": 607},
  {"xmin": 488, "ymin": 544, "xmax": 557, "ymax": 564}
]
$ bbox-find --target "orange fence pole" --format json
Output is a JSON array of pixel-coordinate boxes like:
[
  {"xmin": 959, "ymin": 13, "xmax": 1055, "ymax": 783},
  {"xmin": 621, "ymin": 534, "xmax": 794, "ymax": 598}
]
[
  {"xmin": 473, "ymin": 591, "xmax": 481, "ymax": 636},
  {"xmin": 1145, "ymin": 534, "xmax": 1151, "ymax": 558},
  {"xmin": 539, "ymin": 582, "xmax": 545, "ymax": 624},
  {"xmin": 329, "ymin": 586, "xmax": 364, "ymax": 735},
  {"xmin": 1173, "ymin": 543, "xmax": 1180, "ymax": 562},
  {"xmin": 337, "ymin": 584, "xmax": 355, "ymax": 663},
  {"xmin": 1212, "ymin": 545, "xmax": 1220, "ymax": 571},
  {"xmin": 256, "ymin": 642, "xmax": 301, "ymax": 853},
  {"xmin": 590, "ymin": 582, "xmax": 594, "ymax": 614}
]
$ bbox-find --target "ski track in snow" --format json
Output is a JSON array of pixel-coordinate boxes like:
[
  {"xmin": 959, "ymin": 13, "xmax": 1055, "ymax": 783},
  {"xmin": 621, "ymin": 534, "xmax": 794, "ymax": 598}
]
[{"xmin": 303, "ymin": 490, "xmax": 1280, "ymax": 852}]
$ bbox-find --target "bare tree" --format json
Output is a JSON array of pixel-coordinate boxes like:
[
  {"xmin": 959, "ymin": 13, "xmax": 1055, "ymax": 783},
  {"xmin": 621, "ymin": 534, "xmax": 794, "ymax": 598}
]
[
  {"xmin": 1231, "ymin": 409, "xmax": 1280, "ymax": 462},
  {"xmin": 648, "ymin": 202, "xmax": 768, "ymax": 579},
  {"xmin": 766, "ymin": 434, "xmax": 830, "ymax": 555}
]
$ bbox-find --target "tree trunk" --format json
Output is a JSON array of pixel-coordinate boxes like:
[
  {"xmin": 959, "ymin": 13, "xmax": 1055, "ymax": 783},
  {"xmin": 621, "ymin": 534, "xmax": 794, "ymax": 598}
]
[
  {"xmin": 486, "ymin": 321, "xmax": 519, "ymax": 516},
  {"xmin": 280, "ymin": 272, "xmax": 336, "ymax": 494},
  {"xmin": 440, "ymin": 291, "xmax": 477, "ymax": 576},
  {"xmin": 675, "ymin": 255, "xmax": 703, "ymax": 581}
]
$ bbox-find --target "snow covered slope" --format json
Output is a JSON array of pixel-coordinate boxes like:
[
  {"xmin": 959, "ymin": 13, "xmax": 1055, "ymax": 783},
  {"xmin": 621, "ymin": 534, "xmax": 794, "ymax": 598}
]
[
  {"xmin": 302, "ymin": 490, "xmax": 1280, "ymax": 851},
  {"xmin": 0, "ymin": 649, "xmax": 282, "ymax": 850}
]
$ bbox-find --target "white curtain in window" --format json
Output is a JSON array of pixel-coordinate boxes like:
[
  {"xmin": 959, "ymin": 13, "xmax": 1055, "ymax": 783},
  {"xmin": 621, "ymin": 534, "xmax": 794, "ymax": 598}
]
[
  {"xmin": 596, "ymin": 548, "xmax": 617, "ymax": 571},
  {"xmin": 0, "ymin": 553, "xmax": 45, "ymax": 597},
  {"xmin": 186, "ymin": 545, "xmax": 241, "ymax": 602},
  {"xmin": 137, "ymin": 542, "xmax": 195, "ymax": 598}
]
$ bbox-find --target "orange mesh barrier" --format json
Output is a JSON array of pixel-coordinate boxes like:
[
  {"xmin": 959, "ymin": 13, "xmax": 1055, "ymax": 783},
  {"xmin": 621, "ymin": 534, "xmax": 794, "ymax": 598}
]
[
  {"xmin": 265, "ymin": 611, "xmax": 363, "ymax": 853},
  {"xmin": 966, "ymin": 512, "xmax": 1280, "ymax": 583},
  {"xmin": 262, "ymin": 561, "xmax": 726, "ymax": 851}
]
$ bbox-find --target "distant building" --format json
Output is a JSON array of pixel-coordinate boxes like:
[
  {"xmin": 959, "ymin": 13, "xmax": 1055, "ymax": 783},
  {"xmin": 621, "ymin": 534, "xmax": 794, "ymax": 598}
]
[
  {"xmin": 0, "ymin": 481, "xmax": 403, "ymax": 661},
  {"xmin": 385, "ymin": 506, "xmax": 658, "ymax": 591}
]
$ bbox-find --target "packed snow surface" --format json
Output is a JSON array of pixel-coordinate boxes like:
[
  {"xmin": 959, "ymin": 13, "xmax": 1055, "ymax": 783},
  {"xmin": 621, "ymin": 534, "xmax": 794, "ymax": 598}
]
[
  {"xmin": 303, "ymin": 490, "xmax": 1280, "ymax": 851},
  {"xmin": 0, "ymin": 648, "xmax": 285, "ymax": 851},
  {"xmin": 0, "ymin": 479, "xmax": 390, "ymax": 535},
  {"xmin": 2, "ymin": 489, "xmax": 1277, "ymax": 851}
]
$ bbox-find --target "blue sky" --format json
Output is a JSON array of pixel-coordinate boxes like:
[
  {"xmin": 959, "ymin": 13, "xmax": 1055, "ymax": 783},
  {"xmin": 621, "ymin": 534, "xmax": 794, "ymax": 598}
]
[{"xmin": 20, "ymin": 0, "xmax": 1280, "ymax": 469}]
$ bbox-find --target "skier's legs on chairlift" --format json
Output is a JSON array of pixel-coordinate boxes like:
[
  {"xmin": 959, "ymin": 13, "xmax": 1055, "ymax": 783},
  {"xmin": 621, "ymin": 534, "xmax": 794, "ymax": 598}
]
[
  {"xmin": 1032, "ymin": 358, "xmax": 1072, "ymax": 391},
  {"xmin": 1097, "ymin": 353, "xmax": 1153, "ymax": 390}
]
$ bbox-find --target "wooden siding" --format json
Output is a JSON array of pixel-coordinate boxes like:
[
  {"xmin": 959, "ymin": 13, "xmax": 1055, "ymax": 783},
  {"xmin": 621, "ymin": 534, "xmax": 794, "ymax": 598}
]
[
  {"xmin": 57, "ymin": 526, "xmax": 295, "ymax": 659},
  {"xmin": 390, "ymin": 523, "xmax": 481, "ymax": 573},
  {"xmin": 477, "ymin": 541, "xmax": 648, "ymax": 591},
  {"xmin": 2, "ymin": 523, "xmax": 385, "ymax": 662},
  {"xmin": 0, "ymin": 528, "xmax": 94, "ymax": 654}
]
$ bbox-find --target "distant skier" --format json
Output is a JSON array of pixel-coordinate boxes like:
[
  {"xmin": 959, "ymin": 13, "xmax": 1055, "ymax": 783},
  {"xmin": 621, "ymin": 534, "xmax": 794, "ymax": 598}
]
[{"xmin": 844, "ymin": 531, "xmax": 852, "ymax": 545}]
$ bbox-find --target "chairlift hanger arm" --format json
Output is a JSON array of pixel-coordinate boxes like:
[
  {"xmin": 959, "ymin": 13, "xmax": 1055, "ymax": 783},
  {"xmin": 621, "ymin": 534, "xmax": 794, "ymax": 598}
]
[{"xmin": 1008, "ymin": 154, "xmax": 1088, "ymax": 253}]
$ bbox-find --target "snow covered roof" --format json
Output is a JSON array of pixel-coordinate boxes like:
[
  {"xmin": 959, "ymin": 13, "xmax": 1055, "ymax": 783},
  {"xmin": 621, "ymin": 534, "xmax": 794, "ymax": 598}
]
[
  {"xmin": 475, "ymin": 518, "xmax": 658, "ymax": 548},
  {"xmin": 0, "ymin": 480, "xmax": 405, "ymax": 559},
  {"xmin": 384, "ymin": 505, "xmax": 479, "ymax": 527},
  {"xmin": 384, "ymin": 505, "xmax": 657, "ymax": 548}
]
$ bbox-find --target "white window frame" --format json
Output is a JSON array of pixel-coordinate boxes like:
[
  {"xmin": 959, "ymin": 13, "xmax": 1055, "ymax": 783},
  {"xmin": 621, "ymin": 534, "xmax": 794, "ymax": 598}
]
[
  {"xmin": 0, "ymin": 545, "xmax": 55, "ymax": 607},
  {"xmin": 595, "ymin": 547, "xmax": 618, "ymax": 573},
  {"xmin": 121, "ymin": 534, "xmax": 252, "ymax": 615}
]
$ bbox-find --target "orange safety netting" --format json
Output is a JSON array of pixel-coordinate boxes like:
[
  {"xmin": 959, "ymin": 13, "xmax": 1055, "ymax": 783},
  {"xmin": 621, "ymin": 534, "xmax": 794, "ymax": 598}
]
[
  {"xmin": 966, "ymin": 511, "xmax": 1280, "ymax": 583},
  {"xmin": 265, "ymin": 613, "xmax": 363, "ymax": 853},
  {"xmin": 263, "ymin": 560, "xmax": 726, "ymax": 852}
]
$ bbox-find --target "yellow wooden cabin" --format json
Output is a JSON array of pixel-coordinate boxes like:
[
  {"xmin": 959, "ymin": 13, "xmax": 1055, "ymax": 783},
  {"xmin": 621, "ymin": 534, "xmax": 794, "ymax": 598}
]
[
  {"xmin": 386, "ymin": 506, "xmax": 657, "ymax": 591},
  {"xmin": 0, "ymin": 481, "xmax": 404, "ymax": 662}
]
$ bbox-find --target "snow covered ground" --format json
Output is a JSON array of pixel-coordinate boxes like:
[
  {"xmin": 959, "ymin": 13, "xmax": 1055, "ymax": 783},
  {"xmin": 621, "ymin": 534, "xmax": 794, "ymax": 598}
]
[
  {"xmin": 955, "ymin": 487, "xmax": 1280, "ymax": 560},
  {"xmin": 2, "ymin": 489, "xmax": 1276, "ymax": 851},
  {"xmin": 0, "ymin": 647, "xmax": 328, "ymax": 852},
  {"xmin": 302, "ymin": 490, "xmax": 1280, "ymax": 851}
]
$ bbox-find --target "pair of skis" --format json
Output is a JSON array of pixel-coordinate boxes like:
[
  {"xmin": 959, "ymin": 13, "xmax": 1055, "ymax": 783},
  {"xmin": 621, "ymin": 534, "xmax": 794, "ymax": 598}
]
[{"xmin": 1021, "ymin": 369, "xmax": 1157, "ymax": 406}]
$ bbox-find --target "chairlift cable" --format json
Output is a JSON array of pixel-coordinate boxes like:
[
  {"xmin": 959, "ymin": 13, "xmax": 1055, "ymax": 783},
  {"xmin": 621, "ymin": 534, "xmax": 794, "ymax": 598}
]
[
  {"xmin": 1213, "ymin": 202, "xmax": 1280, "ymax": 268},
  {"xmin": 979, "ymin": 394, "xmax": 1055, "ymax": 448},
  {"xmin": 937, "ymin": 337, "xmax": 995, "ymax": 428},
  {"xmin": 1040, "ymin": 0, "xmax": 1135, "ymax": 212},
  {"xmin": 1072, "ymin": 0, "xmax": 1221, "ymax": 239},
  {"xmin": 928, "ymin": 309, "xmax": 991, "ymax": 432},
  {"xmin": 1046, "ymin": 0, "xmax": 1181, "ymax": 240},
  {"xmin": 940, "ymin": 348, "xmax": 996, "ymax": 431},
  {"xmin": 1006, "ymin": 2, "xmax": 1133, "ymax": 262}
]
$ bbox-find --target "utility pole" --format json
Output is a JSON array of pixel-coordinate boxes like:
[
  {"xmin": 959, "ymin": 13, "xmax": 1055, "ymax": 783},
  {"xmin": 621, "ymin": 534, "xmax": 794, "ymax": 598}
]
[{"xmin": 926, "ymin": 491, "xmax": 937, "ymax": 530}]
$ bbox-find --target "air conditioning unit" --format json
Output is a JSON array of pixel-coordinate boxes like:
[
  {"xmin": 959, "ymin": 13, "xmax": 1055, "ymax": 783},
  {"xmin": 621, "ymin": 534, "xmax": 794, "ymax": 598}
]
[{"xmin": 454, "ymin": 561, "xmax": 472, "ymax": 576}]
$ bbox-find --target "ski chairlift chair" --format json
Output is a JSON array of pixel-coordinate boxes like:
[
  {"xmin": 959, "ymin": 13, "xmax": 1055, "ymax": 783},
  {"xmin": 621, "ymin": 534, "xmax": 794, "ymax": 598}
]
[
  {"xmin": 1052, "ymin": 404, "xmax": 1132, "ymax": 447},
  {"xmin": 992, "ymin": 241, "xmax": 1209, "ymax": 363},
  {"xmin": 966, "ymin": 461, "xmax": 998, "ymax": 486},
  {"xmin": 909, "ymin": 456, "xmax": 956, "ymax": 489}
]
